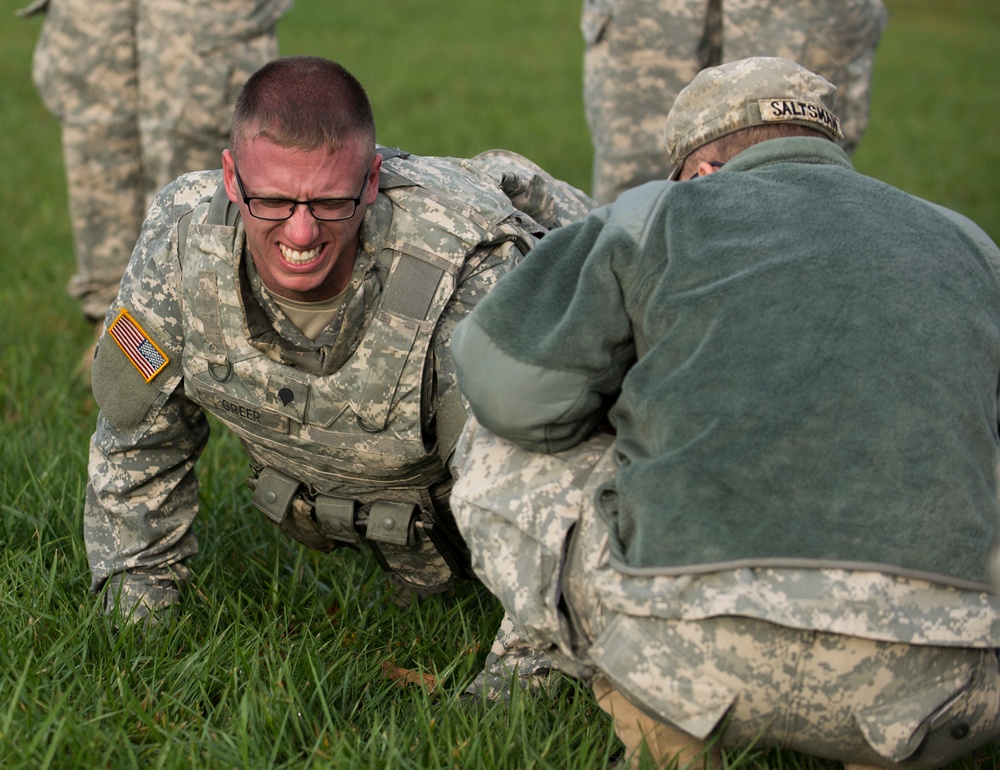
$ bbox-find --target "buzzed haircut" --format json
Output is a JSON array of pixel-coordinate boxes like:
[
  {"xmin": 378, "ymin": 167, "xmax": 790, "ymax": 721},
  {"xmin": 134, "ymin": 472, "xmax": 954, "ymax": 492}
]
[
  {"xmin": 231, "ymin": 56, "xmax": 376, "ymax": 159},
  {"xmin": 691, "ymin": 123, "xmax": 831, "ymax": 167}
]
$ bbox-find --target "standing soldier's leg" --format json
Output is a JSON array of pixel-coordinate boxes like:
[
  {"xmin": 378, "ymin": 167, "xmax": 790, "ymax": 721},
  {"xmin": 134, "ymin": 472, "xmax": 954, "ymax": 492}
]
[
  {"xmin": 583, "ymin": 0, "xmax": 712, "ymax": 204},
  {"xmin": 137, "ymin": 0, "xmax": 286, "ymax": 200},
  {"xmin": 33, "ymin": 0, "xmax": 145, "ymax": 325},
  {"xmin": 721, "ymin": 0, "xmax": 888, "ymax": 155},
  {"xmin": 799, "ymin": 0, "xmax": 888, "ymax": 157}
]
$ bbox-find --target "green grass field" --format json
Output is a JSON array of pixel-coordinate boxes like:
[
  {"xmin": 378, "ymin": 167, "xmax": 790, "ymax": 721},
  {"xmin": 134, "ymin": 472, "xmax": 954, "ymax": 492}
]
[{"xmin": 1, "ymin": 0, "xmax": 999, "ymax": 767}]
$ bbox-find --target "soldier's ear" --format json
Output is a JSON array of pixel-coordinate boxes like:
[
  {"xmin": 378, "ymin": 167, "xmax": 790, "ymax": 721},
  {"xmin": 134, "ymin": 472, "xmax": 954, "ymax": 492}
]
[
  {"xmin": 221, "ymin": 150, "xmax": 240, "ymax": 204},
  {"xmin": 696, "ymin": 160, "xmax": 723, "ymax": 177},
  {"xmin": 365, "ymin": 153, "xmax": 382, "ymax": 205}
]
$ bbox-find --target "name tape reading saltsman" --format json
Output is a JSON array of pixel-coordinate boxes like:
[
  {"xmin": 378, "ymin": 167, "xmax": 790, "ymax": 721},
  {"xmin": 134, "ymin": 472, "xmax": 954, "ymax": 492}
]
[{"xmin": 758, "ymin": 99, "xmax": 842, "ymax": 138}]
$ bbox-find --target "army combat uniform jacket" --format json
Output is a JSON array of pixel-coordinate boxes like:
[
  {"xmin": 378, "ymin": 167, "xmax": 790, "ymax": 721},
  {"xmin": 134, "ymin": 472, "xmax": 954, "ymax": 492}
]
[{"xmin": 85, "ymin": 149, "xmax": 591, "ymax": 610}]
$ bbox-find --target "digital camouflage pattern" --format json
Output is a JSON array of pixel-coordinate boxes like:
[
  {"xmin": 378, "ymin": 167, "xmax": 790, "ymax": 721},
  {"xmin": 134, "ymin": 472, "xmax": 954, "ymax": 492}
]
[
  {"xmin": 460, "ymin": 613, "xmax": 560, "ymax": 701},
  {"xmin": 582, "ymin": 0, "xmax": 887, "ymax": 202},
  {"xmin": 98, "ymin": 563, "xmax": 188, "ymax": 624},
  {"xmin": 85, "ymin": 148, "xmax": 595, "ymax": 710},
  {"xmin": 451, "ymin": 418, "xmax": 1000, "ymax": 767},
  {"xmin": 466, "ymin": 149, "xmax": 595, "ymax": 233},
  {"xmin": 178, "ymin": 153, "xmax": 543, "ymax": 595},
  {"xmin": 26, "ymin": 0, "xmax": 290, "ymax": 321},
  {"xmin": 592, "ymin": 627, "xmax": 1000, "ymax": 770},
  {"xmin": 87, "ymin": 152, "xmax": 530, "ymax": 602},
  {"xmin": 662, "ymin": 56, "xmax": 842, "ymax": 179}
]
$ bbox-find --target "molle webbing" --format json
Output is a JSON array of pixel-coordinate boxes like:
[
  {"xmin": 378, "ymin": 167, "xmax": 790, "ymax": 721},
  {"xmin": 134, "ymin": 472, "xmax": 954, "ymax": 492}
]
[
  {"xmin": 354, "ymin": 247, "xmax": 451, "ymax": 433},
  {"xmin": 177, "ymin": 184, "xmax": 239, "ymax": 262},
  {"xmin": 180, "ymin": 185, "xmax": 240, "ymax": 369},
  {"xmin": 197, "ymin": 271, "xmax": 227, "ymax": 367},
  {"xmin": 175, "ymin": 157, "xmax": 518, "ymax": 588},
  {"xmin": 252, "ymin": 466, "xmax": 418, "ymax": 547},
  {"xmin": 378, "ymin": 146, "xmax": 411, "ymax": 163}
]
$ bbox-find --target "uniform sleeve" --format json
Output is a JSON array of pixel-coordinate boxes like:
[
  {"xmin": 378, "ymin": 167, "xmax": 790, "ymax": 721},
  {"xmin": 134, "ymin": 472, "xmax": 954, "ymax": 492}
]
[
  {"xmin": 84, "ymin": 182, "xmax": 211, "ymax": 620},
  {"xmin": 453, "ymin": 212, "xmax": 639, "ymax": 453}
]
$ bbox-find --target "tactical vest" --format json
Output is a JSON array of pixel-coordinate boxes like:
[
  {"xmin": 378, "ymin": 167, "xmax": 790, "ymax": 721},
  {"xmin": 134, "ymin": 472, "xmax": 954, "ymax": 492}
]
[{"xmin": 177, "ymin": 152, "xmax": 537, "ymax": 593}]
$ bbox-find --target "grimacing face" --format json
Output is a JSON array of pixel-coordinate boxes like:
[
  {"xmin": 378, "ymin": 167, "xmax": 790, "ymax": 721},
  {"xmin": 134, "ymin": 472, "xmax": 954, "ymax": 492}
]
[{"xmin": 222, "ymin": 137, "xmax": 381, "ymax": 302}]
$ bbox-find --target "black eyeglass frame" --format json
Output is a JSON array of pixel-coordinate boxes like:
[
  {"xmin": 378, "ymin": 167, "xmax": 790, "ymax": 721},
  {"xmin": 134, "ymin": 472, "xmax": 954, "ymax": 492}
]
[{"xmin": 233, "ymin": 164, "xmax": 369, "ymax": 222}]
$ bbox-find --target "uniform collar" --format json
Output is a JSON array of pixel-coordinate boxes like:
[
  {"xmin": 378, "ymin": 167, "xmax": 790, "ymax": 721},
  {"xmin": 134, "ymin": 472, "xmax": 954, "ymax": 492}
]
[{"xmin": 723, "ymin": 136, "xmax": 854, "ymax": 174}]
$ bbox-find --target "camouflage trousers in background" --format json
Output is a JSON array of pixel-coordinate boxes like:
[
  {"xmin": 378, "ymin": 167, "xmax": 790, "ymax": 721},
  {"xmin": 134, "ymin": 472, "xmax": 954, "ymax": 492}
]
[
  {"xmin": 450, "ymin": 418, "xmax": 1000, "ymax": 769},
  {"xmin": 581, "ymin": 0, "xmax": 889, "ymax": 203},
  {"xmin": 28, "ymin": 0, "xmax": 289, "ymax": 321}
]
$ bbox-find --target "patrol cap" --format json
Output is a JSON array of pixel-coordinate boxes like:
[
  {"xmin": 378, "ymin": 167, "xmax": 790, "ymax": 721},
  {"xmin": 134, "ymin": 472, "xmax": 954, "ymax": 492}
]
[{"xmin": 665, "ymin": 56, "xmax": 843, "ymax": 180}]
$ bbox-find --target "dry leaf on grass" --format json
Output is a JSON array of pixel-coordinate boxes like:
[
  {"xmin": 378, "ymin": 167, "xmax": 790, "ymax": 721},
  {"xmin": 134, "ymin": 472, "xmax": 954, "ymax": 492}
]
[{"xmin": 382, "ymin": 661, "xmax": 438, "ymax": 693}]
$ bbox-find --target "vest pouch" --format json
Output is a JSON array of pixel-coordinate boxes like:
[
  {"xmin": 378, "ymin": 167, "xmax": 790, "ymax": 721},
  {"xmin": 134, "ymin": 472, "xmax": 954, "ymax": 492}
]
[
  {"xmin": 252, "ymin": 466, "xmax": 300, "ymax": 524},
  {"xmin": 314, "ymin": 495, "xmax": 361, "ymax": 545},
  {"xmin": 365, "ymin": 501, "xmax": 461, "ymax": 594},
  {"xmin": 366, "ymin": 501, "xmax": 418, "ymax": 546}
]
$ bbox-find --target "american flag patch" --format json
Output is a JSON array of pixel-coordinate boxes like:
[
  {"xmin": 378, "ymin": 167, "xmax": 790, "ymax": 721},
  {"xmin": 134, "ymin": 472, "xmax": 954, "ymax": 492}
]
[{"xmin": 108, "ymin": 309, "xmax": 170, "ymax": 382}]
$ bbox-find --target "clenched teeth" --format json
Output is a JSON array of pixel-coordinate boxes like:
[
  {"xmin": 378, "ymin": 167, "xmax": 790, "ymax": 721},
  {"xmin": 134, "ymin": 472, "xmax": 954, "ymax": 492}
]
[{"xmin": 279, "ymin": 243, "xmax": 321, "ymax": 265}]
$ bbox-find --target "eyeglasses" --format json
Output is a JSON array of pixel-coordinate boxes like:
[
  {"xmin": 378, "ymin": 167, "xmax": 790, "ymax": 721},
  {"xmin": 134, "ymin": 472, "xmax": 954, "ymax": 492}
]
[
  {"xmin": 686, "ymin": 161, "xmax": 725, "ymax": 181},
  {"xmin": 233, "ymin": 165, "xmax": 369, "ymax": 222}
]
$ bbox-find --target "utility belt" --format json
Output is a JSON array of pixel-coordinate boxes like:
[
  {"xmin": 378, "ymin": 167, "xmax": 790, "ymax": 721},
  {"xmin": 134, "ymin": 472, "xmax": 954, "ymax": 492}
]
[{"xmin": 247, "ymin": 465, "xmax": 469, "ymax": 595}]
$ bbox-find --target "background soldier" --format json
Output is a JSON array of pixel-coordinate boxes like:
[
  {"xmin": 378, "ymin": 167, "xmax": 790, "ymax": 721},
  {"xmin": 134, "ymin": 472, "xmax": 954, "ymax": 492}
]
[
  {"xmin": 582, "ymin": 0, "xmax": 888, "ymax": 203},
  {"xmin": 84, "ymin": 56, "xmax": 591, "ymax": 693},
  {"xmin": 451, "ymin": 57, "xmax": 1000, "ymax": 768},
  {"xmin": 21, "ymin": 0, "xmax": 291, "ymax": 369}
]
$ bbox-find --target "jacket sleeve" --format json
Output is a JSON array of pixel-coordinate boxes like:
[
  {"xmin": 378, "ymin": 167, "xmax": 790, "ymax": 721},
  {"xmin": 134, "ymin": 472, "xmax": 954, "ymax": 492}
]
[
  {"xmin": 453, "ymin": 211, "xmax": 638, "ymax": 453},
  {"xmin": 84, "ymin": 180, "xmax": 212, "ymax": 619},
  {"xmin": 927, "ymin": 200, "xmax": 1000, "ymax": 433}
]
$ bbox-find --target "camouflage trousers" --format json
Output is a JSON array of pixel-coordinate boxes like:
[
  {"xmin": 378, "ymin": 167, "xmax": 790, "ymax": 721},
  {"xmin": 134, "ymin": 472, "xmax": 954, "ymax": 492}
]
[
  {"xmin": 30, "ymin": 0, "xmax": 287, "ymax": 321},
  {"xmin": 463, "ymin": 613, "xmax": 562, "ymax": 701},
  {"xmin": 582, "ymin": 0, "xmax": 889, "ymax": 203},
  {"xmin": 450, "ymin": 418, "xmax": 1000, "ymax": 768}
]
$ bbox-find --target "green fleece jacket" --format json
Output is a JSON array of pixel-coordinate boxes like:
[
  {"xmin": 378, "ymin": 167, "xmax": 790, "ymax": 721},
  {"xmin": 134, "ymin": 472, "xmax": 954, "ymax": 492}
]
[{"xmin": 452, "ymin": 138, "xmax": 1000, "ymax": 589}]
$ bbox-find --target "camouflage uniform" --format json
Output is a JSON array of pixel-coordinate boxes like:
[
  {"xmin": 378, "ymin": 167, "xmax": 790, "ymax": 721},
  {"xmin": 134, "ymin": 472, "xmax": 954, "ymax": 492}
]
[
  {"xmin": 85, "ymin": 148, "xmax": 593, "ymax": 694},
  {"xmin": 22, "ymin": 0, "xmax": 291, "ymax": 322},
  {"xmin": 450, "ymin": 58, "xmax": 1000, "ymax": 769},
  {"xmin": 452, "ymin": 419, "xmax": 1000, "ymax": 769},
  {"xmin": 582, "ymin": 0, "xmax": 888, "ymax": 203}
]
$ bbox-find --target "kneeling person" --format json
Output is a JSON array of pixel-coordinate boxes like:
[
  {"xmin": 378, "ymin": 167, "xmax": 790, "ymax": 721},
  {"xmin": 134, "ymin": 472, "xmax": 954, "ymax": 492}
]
[{"xmin": 450, "ymin": 57, "xmax": 1000, "ymax": 769}]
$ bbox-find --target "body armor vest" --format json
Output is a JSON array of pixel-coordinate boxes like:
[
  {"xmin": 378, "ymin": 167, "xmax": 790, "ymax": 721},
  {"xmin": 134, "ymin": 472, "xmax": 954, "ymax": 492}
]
[{"xmin": 177, "ymin": 152, "xmax": 536, "ymax": 592}]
